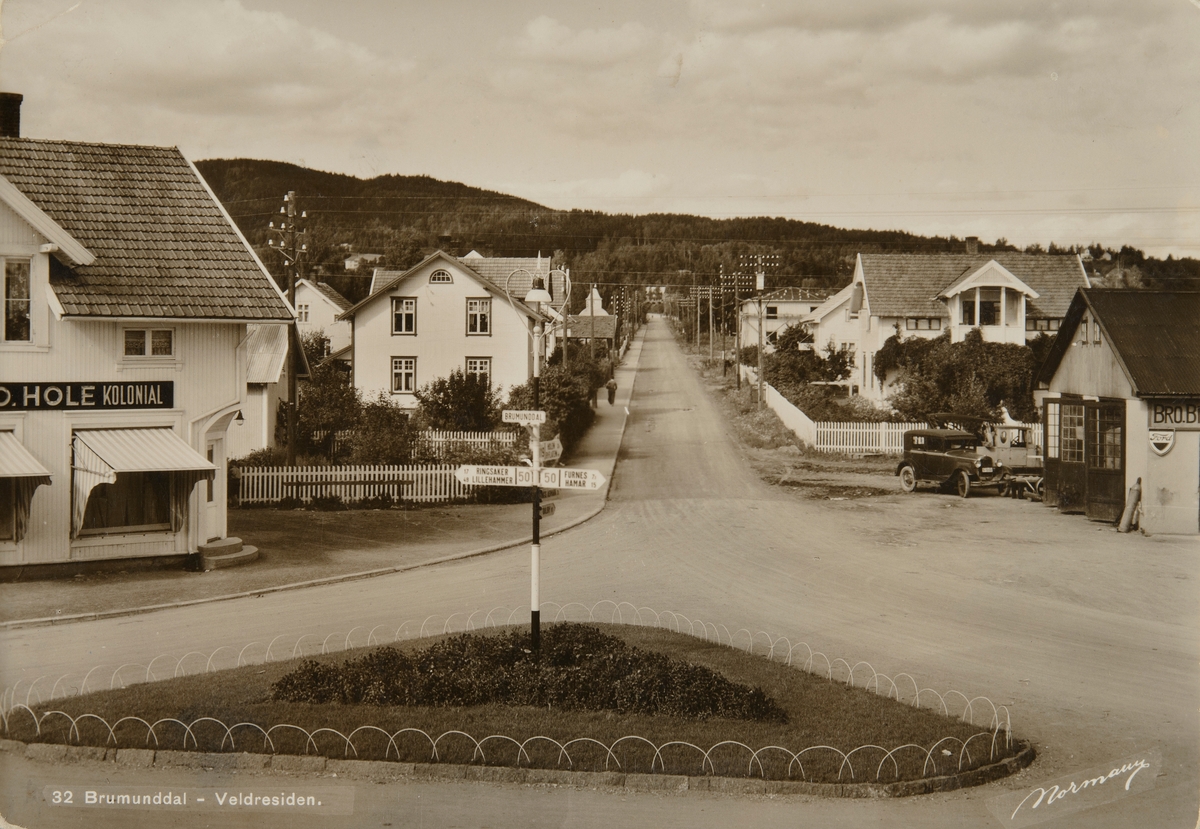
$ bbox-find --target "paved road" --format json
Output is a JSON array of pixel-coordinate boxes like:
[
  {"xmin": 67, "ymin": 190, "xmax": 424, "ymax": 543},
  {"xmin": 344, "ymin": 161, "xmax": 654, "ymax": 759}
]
[{"xmin": 2, "ymin": 317, "xmax": 1198, "ymax": 829}]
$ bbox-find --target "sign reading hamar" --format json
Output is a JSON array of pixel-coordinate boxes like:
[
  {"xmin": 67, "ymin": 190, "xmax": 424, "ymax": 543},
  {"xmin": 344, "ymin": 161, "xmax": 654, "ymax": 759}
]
[{"xmin": 0, "ymin": 382, "xmax": 174, "ymax": 410}]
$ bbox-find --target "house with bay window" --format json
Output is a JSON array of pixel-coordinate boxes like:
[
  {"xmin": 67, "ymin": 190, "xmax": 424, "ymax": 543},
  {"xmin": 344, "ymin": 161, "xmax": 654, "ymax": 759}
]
[
  {"xmin": 341, "ymin": 251, "xmax": 549, "ymax": 406},
  {"xmin": 804, "ymin": 251, "xmax": 1089, "ymax": 401},
  {"xmin": 0, "ymin": 95, "xmax": 293, "ymax": 573}
]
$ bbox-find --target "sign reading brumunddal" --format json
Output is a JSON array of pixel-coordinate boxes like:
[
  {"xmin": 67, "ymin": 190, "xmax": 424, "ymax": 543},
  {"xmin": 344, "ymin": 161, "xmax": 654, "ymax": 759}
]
[
  {"xmin": 0, "ymin": 382, "xmax": 174, "ymax": 410},
  {"xmin": 43, "ymin": 785, "xmax": 352, "ymax": 814}
]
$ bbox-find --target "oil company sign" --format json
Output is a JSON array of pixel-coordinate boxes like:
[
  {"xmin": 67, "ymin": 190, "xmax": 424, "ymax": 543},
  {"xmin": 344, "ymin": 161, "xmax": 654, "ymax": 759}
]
[
  {"xmin": 0, "ymin": 382, "xmax": 174, "ymax": 410},
  {"xmin": 1148, "ymin": 400, "xmax": 1200, "ymax": 430}
]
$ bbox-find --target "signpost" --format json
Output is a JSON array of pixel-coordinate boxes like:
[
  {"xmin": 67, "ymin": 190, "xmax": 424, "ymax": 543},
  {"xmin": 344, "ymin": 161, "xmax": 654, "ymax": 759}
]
[{"xmin": 457, "ymin": 410, "xmax": 606, "ymax": 654}]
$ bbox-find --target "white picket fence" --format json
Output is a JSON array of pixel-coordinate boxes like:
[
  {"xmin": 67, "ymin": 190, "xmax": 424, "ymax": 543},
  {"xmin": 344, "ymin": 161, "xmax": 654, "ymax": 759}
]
[
  {"xmin": 739, "ymin": 365, "xmax": 1036, "ymax": 455},
  {"xmin": 239, "ymin": 465, "xmax": 469, "ymax": 505}
]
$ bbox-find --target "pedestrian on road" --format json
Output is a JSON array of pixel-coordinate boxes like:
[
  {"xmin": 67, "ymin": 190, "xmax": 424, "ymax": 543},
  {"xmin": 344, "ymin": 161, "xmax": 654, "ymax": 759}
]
[{"xmin": 606, "ymin": 378, "xmax": 617, "ymax": 405}]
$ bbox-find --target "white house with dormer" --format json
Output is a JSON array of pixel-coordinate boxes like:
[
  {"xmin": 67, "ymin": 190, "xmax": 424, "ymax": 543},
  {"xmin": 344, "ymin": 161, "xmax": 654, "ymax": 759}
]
[
  {"xmin": 804, "ymin": 252, "xmax": 1090, "ymax": 401},
  {"xmin": 340, "ymin": 251, "xmax": 550, "ymax": 407}
]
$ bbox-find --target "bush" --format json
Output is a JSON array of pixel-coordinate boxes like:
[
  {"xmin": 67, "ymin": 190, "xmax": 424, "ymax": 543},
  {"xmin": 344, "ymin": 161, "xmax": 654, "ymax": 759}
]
[
  {"xmin": 506, "ymin": 365, "xmax": 595, "ymax": 452},
  {"xmin": 345, "ymin": 392, "xmax": 410, "ymax": 464},
  {"xmin": 272, "ymin": 624, "xmax": 787, "ymax": 723},
  {"xmin": 309, "ymin": 494, "xmax": 346, "ymax": 511}
]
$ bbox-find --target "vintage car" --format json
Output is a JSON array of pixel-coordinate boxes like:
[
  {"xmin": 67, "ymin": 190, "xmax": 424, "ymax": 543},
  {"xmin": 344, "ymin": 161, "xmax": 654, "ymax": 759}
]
[{"xmin": 895, "ymin": 428, "xmax": 1006, "ymax": 497}]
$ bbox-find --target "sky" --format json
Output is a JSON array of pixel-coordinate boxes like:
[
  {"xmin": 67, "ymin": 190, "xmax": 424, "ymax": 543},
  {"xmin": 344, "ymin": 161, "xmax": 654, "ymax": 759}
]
[{"xmin": 1, "ymin": 0, "xmax": 1198, "ymax": 258}]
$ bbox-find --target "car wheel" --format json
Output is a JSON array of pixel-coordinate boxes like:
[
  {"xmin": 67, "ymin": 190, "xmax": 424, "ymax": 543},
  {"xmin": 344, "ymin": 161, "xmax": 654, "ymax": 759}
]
[
  {"xmin": 955, "ymin": 470, "xmax": 971, "ymax": 499},
  {"xmin": 899, "ymin": 465, "xmax": 917, "ymax": 493}
]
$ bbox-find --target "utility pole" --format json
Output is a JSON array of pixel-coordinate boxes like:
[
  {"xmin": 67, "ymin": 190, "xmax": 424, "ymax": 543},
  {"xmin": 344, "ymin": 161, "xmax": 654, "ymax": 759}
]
[
  {"xmin": 740, "ymin": 253, "xmax": 778, "ymax": 410},
  {"xmin": 268, "ymin": 191, "xmax": 306, "ymax": 465}
]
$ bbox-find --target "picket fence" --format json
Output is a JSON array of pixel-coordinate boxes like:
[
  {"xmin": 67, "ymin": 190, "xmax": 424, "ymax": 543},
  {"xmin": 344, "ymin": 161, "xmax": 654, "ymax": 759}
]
[
  {"xmin": 738, "ymin": 365, "xmax": 1036, "ymax": 455},
  {"xmin": 309, "ymin": 429, "xmax": 517, "ymax": 458},
  {"xmin": 239, "ymin": 464, "xmax": 468, "ymax": 505}
]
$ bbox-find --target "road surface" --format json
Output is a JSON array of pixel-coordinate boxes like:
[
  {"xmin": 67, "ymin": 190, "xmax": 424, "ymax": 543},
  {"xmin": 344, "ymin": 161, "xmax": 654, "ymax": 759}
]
[{"xmin": 2, "ymin": 317, "xmax": 1197, "ymax": 828}]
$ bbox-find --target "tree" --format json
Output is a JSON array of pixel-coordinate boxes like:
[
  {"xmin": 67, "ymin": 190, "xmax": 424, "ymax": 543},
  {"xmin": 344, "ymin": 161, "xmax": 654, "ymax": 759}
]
[
  {"xmin": 293, "ymin": 332, "xmax": 359, "ymax": 458},
  {"xmin": 506, "ymin": 365, "xmax": 594, "ymax": 451},
  {"xmin": 413, "ymin": 369, "xmax": 502, "ymax": 432},
  {"xmin": 346, "ymin": 392, "xmax": 410, "ymax": 464}
]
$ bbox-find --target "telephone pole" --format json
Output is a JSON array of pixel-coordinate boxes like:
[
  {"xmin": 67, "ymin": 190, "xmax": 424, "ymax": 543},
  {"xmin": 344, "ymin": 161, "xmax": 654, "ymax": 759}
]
[
  {"xmin": 740, "ymin": 253, "xmax": 779, "ymax": 409},
  {"xmin": 268, "ymin": 191, "xmax": 307, "ymax": 466}
]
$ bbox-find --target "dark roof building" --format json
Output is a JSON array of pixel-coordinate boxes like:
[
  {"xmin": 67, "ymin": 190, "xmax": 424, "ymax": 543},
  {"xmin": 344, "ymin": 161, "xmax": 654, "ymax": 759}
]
[{"xmin": 0, "ymin": 137, "xmax": 291, "ymax": 320}]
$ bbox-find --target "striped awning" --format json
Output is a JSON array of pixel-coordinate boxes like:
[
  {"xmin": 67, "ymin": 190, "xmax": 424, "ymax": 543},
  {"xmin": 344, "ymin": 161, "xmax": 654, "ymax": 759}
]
[
  {"xmin": 0, "ymin": 431, "xmax": 51, "ymax": 478},
  {"xmin": 74, "ymin": 428, "xmax": 216, "ymax": 473}
]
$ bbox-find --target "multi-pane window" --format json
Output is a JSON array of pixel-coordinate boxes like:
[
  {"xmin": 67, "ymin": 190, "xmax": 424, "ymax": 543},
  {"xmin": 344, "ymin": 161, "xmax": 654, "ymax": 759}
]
[
  {"xmin": 1093, "ymin": 319, "xmax": 1101, "ymax": 345},
  {"xmin": 429, "ymin": 270, "xmax": 452, "ymax": 284},
  {"xmin": 1026, "ymin": 318, "xmax": 1060, "ymax": 332},
  {"xmin": 978, "ymin": 300, "xmax": 999, "ymax": 326},
  {"xmin": 467, "ymin": 299, "xmax": 491, "ymax": 335},
  {"xmin": 1079, "ymin": 317, "xmax": 1089, "ymax": 345},
  {"xmin": 1045, "ymin": 401, "xmax": 1060, "ymax": 459},
  {"xmin": 1061, "ymin": 403, "xmax": 1085, "ymax": 463},
  {"xmin": 392, "ymin": 297, "xmax": 416, "ymax": 334},
  {"xmin": 906, "ymin": 318, "xmax": 942, "ymax": 330},
  {"xmin": 766, "ymin": 306, "xmax": 778, "ymax": 319},
  {"xmin": 3, "ymin": 259, "xmax": 31, "ymax": 342},
  {"xmin": 1089, "ymin": 408, "xmax": 1122, "ymax": 470},
  {"xmin": 297, "ymin": 303, "xmax": 309, "ymax": 322},
  {"xmin": 961, "ymin": 300, "xmax": 975, "ymax": 326},
  {"xmin": 124, "ymin": 328, "xmax": 173, "ymax": 357},
  {"xmin": 466, "ymin": 357, "xmax": 491, "ymax": 385},
  {"xmin": 391, "ymin": 357, "xmax": 416, "ymax": 393}
]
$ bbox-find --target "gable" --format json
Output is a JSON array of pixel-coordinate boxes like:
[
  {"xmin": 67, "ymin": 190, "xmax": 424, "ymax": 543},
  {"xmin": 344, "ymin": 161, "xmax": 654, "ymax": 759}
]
[
  {"xmin": 939, "ymin": 260, "xmax": 1039, "ymax": 299},
  {"xmin": 0, "ymin": 195, "xmax": 43, "ymax": 247}
]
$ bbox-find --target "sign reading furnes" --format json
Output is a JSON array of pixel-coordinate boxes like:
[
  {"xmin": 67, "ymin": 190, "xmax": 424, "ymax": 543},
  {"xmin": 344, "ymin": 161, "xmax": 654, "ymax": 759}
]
[
  {"xmin": 0, "ymin": 382, "xmax": 174, "ymax": 410},
  {"xmin": 1149, "ymin": 400, "xmax": 1200, "ymax": 431}
]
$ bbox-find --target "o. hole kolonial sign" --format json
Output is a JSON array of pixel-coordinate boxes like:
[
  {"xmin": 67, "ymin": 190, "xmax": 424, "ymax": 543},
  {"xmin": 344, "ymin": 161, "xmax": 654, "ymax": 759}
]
[{"xmin": 0, "ymin": 382, "xmax": 174, "ymax": 410}]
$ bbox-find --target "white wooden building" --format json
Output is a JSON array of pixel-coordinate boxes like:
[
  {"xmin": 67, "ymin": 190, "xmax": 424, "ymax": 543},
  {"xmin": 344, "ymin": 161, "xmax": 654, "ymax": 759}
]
[
  {"xmin": 341, "ymin": 251, "xmax": 548, "ymax": 407},
  {"xmin": 0, "ymin": 107, "xmax": 293, "ymax": 573},
  {"xmin": 294, "ymin": 278, "xmax": 352, "ymax": 355}
]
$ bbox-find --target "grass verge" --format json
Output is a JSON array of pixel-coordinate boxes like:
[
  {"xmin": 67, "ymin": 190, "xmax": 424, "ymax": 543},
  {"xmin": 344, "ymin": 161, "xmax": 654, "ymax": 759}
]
[{"xmin": 13, "ymin": 624, "xmax": 1020, "ymax": 784}]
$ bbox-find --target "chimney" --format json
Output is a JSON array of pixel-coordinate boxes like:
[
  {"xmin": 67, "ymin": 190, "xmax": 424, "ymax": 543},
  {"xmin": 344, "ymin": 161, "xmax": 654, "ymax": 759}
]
[
  {"xmin": 965, "ymin": 236, "xmax": 979, "ymax": 255},
  {"xmin": 0, "ymin": 93, "xmax": 22, "ymax": 138}
]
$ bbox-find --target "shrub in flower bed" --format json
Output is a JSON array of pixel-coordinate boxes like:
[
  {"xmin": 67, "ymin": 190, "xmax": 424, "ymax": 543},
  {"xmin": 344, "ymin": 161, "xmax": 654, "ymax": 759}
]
[{"xmin": 271, "ymin": 623, "xmax": 787, "ymax": 723}]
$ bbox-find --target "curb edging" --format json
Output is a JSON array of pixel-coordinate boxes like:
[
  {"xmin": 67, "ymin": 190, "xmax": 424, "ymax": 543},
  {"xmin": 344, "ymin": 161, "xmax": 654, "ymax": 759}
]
[{"xmin": 6, "ymin": 737, "xmax": 1035, "ymax": 798}]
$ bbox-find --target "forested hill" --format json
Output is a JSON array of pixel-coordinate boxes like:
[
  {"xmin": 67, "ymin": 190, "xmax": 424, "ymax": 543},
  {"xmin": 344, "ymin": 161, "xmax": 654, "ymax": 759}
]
[{"xmin": 196, "ymin": 158, "xmax": 1200, "ymax": 306}]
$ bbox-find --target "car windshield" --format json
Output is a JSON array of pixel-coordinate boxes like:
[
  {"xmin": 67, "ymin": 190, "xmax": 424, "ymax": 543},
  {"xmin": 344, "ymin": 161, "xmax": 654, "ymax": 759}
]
[{"xmin": 945, "ymin": 439, "xmax": 978, "ymax": 451}]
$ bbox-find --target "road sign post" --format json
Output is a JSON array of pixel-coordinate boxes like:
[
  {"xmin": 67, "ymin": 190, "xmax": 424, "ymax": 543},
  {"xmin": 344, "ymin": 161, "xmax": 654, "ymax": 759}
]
[{"xmin": 503, "ymin": 407, "xmax": 547, "ymax": 650}]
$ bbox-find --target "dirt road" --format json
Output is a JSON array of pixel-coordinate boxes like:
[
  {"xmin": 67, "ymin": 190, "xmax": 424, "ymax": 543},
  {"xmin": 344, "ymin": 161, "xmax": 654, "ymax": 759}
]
[{"xmin": 2, "ymin": 317, "xmax": 1197, "ymax": 829}]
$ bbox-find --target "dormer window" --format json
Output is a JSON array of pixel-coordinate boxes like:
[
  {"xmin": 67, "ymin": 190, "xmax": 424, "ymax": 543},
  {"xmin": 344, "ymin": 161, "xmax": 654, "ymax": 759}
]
[
  {"xmin": 3, "ymin": 259, "xmax": 30, "ymax": 342},
  {"xmin": 429, "ymin": 270, "xmax": 452, "ymax": 284}
]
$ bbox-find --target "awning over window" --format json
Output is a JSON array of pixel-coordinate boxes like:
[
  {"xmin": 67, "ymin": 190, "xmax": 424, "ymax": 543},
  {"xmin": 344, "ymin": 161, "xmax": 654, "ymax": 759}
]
[
  {"xmin": 72, "ymin": 428, "xmax": 216, "ymax": 538},
  {"xmin": 0, "ymin": 432, "xmax": 51, "ymax": 544}
]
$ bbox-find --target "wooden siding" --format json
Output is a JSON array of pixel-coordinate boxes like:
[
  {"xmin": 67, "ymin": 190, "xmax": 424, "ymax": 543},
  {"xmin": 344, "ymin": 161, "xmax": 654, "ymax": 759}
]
[
  {"xmin": 1047, "ymin": 334, "xmax": 1134, "ymax": 399},
  {"xmin": 352, "ymin": 259, "xmax": 533, "ymax": 406}
]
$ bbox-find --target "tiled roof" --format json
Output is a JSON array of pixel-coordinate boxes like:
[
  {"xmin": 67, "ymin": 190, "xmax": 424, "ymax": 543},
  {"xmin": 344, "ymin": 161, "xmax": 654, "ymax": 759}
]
[
  {"xmin": 313, "ymin": 281, "xmax": 352, "ymax": 312},
  {"xmin": 0, "ymin": 137, "xmax": 291, "ymax": 320},
  {"xmin": 859, "ymin": 254, "xmax": 1087, "ymax": 320},
  {"xmin": 1041, "ymin": 289, "xmax": 1200, "ymax": 396},
  {"xmin": 458, "ymin": 255, "xmax": 568, "ymax": 309},
  {"xmin": 565, "ymin": 314, "xmax": 618, "ymax": 340}
]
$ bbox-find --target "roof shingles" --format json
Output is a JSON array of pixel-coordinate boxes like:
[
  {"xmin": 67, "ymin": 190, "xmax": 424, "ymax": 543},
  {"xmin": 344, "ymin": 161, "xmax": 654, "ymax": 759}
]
[{"xmin": 0, "ymin": 137, "xmax": 291, "ymax": 320}]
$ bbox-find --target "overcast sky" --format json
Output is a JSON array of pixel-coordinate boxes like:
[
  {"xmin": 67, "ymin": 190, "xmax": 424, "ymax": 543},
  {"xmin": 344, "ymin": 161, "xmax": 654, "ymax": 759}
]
[{"xmin": 1, "ymin": 0, "xmax": 1198, "ymax": 257}]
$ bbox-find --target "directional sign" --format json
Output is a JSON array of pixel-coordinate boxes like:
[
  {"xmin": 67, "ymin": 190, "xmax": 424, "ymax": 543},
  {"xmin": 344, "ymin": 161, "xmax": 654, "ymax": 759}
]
[
  {"xmin": 454, "ymin": 465, "xmax": 535, "ymax": 487},
  {"xmin": 455, "ymin": 464, "xmax": 606, "ymax": 490},
  {"xmin": 503, "ymin": 409, "xmax": 546, "ymax": 425},
  {"xmin": 537, "ymin": 467, "xmax": 606, "ymax": 491},
  {"xmin": 539, "ymin": 501, "xmax": 556, "ymax": 518},
  {"xmin": 539, "ymin": 435, "xmax": 563, "ymax": 464}
]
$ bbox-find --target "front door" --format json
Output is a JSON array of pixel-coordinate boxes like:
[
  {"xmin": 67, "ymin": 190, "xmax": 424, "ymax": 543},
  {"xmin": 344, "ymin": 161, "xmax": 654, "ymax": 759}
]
[
  {"xmin": 204, "ymin": 437, "xmax": 225, "ymax": 542},
  {"xmin": 1084, "ymin": 402, "xmax": 1125, "ymax": 522}
]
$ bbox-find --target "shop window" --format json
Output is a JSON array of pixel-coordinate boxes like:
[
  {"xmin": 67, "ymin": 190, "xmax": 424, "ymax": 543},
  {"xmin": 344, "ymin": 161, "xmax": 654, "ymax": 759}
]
[
  {"xmin": 1045, "ymin": 402, "xmax": 1060, "ymax": 459},
  {"xmin": 80, "ymin": 471, "xmax": 171, "ymax": 535},
  {"xmin": 1061, "ymin": 404, "xmax": 1084, "ymax": 463},
  {"xmin": 0, "ymin": 478, "xmax": 13, "ymax": 541},
  {"xmin": 1089, "ymin": 408, "xmax": 1122, "ymax": 470},
  {"xmin": 124, "ymin": 328, "xmax": 174, "ymax": 357},
  {"xmin": 467, "ymin": 299, "xmax": 491, "ymax": 335},
  {"xmin": 3, "ymin": 259, "xmax": 31, "ymax": 342},
  {"xmin": 391, "ymin": 298, "xmax": 416, "ymax": 335},
  {"xmin": 392, "ymin": 357, "xmax": 416, "ymax": 393}
]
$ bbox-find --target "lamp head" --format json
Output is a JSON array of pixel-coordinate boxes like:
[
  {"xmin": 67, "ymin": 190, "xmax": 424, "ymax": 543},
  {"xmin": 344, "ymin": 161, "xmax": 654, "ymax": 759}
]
[{"xmin": 524, "ymin": 276, "xmax": 552, "ymax": 306}]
